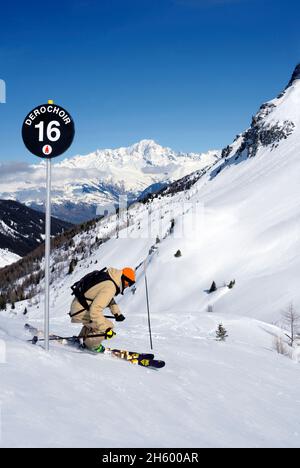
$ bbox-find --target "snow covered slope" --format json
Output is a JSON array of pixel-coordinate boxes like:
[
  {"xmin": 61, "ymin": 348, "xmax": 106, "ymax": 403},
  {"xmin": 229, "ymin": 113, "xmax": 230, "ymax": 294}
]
[
  {"xmin": 1, "ymin": 311, "xmax": 300, "ymax": 448},
  {"xmin": 0, "ymin": 140, "xmax": 220, "ymax": 223},
  {"xmin": 0, "ymin": 249, "xmax": 20, "ymax": 268},
  {"xmin": 1, "ymin": 65, "xmax": 300, "ymax": 448}
]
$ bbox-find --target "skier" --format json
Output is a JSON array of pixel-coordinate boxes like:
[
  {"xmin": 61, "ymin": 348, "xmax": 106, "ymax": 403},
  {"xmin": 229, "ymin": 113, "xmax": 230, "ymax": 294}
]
[{"xmin": 69, "ymin": 267, "xmax": 136, "ymax": 352}]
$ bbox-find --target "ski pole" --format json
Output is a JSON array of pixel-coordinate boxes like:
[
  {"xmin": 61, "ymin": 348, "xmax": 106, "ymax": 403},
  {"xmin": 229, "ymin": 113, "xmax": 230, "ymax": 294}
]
[
  {"xmin": 28, "ymin": 335, "xmax": 75, "ymax": 345},
  {"xmin": 144, "ymin": 261, "xmax": 153, "ymax": 350},
  {"xmin": 29, "ymin": 330, "xmax": 111, "ymax": 345}
]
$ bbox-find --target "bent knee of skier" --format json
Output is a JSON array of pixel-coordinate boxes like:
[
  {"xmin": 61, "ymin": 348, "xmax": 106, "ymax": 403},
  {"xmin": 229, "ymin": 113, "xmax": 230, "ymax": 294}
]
[
  {"xmin": 84, "ymin": 334, "xmax": 105, "ymax": 351},
  {"xmin": 79, "ymin": 325, "xmax": 109, "ymax": 351}
]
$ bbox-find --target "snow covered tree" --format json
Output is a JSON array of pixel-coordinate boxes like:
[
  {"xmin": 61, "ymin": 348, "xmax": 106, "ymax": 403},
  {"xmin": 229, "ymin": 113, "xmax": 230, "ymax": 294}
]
[
  {"xmin": 281, "ymin": 303, "xmax": 300, "ymax": 346},
  {"xmin": 209, "ymin": 281, "xmax": 217, "ymax": 293},
  {"xmin": 216, "ymin": 324, "xmax": 228, "ymax": 342},
  {"xmin": 273, "ymin": 336, "xmax": 287, "ymax": 355}
]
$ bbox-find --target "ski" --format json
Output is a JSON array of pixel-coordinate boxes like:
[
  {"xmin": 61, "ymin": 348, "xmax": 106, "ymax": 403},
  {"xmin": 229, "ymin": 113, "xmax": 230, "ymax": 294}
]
[
  {"xmin": 24, "ymin": 324, "xmax": 164, "ymax": 369},
  {"xmin": 134, "ymin": 358, "xmax": 166, "ymax": 369},
  {"xmin": 103, "ymin": 348, "xmax": 165, "ymax": 369},
  {"xmin": 84, "ymin": 346, "xmax": 165, "ymax": 368},
  {"xmin": 104, "ymin": 348, "xmax": 155, "ymax": 362}
]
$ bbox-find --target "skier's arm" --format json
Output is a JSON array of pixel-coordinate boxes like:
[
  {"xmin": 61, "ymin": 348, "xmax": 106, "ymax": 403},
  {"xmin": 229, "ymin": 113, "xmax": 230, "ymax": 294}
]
[
  {"xmin": 108, "ymin": 299, "xmax": 126, "ymax": 322},
  {"xmin": 108, "ymin": 298, "xmax": 121, "ymax": 317},
  {"xmin": 89, "ymin": 282, "xmax": 116, "ymax": 331}
]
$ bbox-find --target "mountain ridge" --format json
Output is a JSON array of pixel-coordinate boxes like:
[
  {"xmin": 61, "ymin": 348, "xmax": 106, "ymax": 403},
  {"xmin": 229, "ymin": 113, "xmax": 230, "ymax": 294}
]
[{"xmin": 0, "ymin": 140, "xmax": 220, "ymax": 223}]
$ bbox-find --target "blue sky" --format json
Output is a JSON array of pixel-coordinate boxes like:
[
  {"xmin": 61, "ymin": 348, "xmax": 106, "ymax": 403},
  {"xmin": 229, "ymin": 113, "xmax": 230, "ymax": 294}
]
[{"xmin": 0, "ymin": 0, "xmax": 299, "ymax": 163}]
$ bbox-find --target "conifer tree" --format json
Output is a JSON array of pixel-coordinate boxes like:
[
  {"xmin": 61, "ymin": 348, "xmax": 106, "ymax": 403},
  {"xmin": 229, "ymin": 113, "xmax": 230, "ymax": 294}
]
[{"xmin": 216, "ymin": 324, "xmax": 228, "ymax": 342}]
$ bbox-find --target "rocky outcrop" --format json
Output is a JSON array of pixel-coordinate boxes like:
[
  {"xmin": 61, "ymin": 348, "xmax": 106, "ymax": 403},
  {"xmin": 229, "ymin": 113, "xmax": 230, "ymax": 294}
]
[
  {"xmin": 235, "ymin": 119, "xmax": 295, "ymax": 160},
  {"xmin": 221, "ymin": 93, "xmax": 295, "ymax": 162},
  {"xmin": 286, "ymin": 63, "xmax": 300, "ymax": 88}
]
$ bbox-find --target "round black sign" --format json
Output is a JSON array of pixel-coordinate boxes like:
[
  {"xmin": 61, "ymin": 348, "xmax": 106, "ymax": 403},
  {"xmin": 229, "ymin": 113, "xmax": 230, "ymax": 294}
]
[{"xmin": 22, "ymin": 103, "xmax": 75, "ymax": 158}]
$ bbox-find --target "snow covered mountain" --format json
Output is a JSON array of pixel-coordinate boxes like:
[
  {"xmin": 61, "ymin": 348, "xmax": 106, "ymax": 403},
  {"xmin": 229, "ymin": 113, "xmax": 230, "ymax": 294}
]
[
  {"xmin": 0, "ymin": 200, "xmax": 72, "ymax": 268},
  {"xmin": 1, "ymin": 65, "xmax": 300, "ymax": 447},
  {"xmin": 219, "ymin": 68, "xmax": 299, "ymax": 164},
  {"xmin": 147, "ymin": 62, "xmax": 300, "ymax": 201},
  {"xmin": 0, "ymin": 140, "xmax": 220, "ymax": 223}
]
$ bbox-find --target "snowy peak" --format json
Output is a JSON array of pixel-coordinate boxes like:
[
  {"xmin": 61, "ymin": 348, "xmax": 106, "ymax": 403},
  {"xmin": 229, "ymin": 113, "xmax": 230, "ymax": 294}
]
[
  {"xmin": 59, "ymin": 139, "xmax": 214, "ymax": 168},
  {"xmin": 219, "ymin": 65, "xmax": 300, "ymax": 165},
  {"xmin": 128, "ymin": 139, "xmax": 172, "ymax": 160},
  {"xmin": 59, "ymin": 139, "xmax": 176, "ymax": 168},
  {"xmin": 0, "ymin": 141, "xmax": 220, "ymax": 223}
]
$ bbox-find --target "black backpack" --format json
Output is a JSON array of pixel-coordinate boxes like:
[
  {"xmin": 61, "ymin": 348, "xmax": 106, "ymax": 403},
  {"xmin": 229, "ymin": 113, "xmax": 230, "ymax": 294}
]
[{"xmin": 71, "ymin": 268, "xmax": 120, "ymax": 311}]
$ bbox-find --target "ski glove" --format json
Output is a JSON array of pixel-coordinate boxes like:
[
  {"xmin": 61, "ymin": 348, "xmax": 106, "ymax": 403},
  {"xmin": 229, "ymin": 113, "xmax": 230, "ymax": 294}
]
[
  {"xmin": 105, "ymin": 328, "xmax": 116, "ymax": 340},
  {"xmin": 115, "ymin": 314, "xmax": 126, "ymax": 322}
]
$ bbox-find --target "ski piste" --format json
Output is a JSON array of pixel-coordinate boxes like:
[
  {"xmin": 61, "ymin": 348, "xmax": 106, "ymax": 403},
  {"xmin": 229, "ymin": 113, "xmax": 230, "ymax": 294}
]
[{"xmin": 25, "ymin": 324, "xmax": 166, "ymax": 370}]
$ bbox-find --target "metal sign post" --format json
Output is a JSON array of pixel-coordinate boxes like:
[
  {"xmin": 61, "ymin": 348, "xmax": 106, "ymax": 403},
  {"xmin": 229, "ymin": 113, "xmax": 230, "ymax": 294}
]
[
  {"xmin": 22, "ymin": 101, "xmax": 75, "ymax": 351},
  {"xmin": 44, "ymin": 159, "xmax": 52, "ymax": 351}
]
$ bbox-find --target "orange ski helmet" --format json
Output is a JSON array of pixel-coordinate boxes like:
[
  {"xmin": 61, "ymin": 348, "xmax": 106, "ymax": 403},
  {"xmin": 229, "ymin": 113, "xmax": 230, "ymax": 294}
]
[{"xmin": 122, "ymin": 267, "xmax": 136, "ymax": 288}]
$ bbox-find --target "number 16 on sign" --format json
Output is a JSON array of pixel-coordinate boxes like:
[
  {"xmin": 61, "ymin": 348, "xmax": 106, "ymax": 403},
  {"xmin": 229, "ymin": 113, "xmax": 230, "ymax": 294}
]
[{"xmin": 22, "ymin": 101, "xmax": 75, "ymax": 351}]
